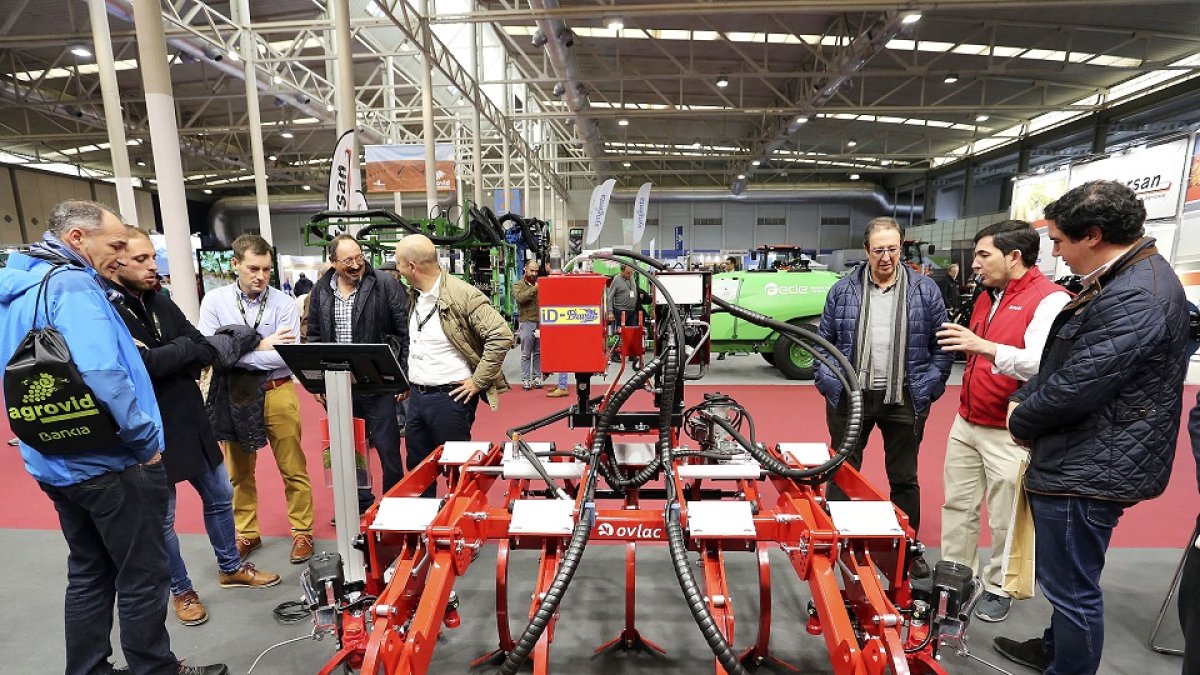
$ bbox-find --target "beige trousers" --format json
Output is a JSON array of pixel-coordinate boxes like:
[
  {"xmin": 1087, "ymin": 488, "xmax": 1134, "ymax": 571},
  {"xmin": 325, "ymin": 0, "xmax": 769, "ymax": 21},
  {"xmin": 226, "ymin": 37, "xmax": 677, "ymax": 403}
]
[{"xmin": 939, "ymin": 414, "xmax": 1028, "ymax": 595}]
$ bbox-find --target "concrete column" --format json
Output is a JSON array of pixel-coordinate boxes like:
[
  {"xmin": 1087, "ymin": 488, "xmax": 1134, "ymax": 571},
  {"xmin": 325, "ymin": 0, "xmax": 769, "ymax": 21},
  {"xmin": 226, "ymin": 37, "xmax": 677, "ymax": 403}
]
[
  {"xmin": 420, "ymin": 0, "xmax": 437, "ymax": 213},
  {"xmin": 232, "ymin": 0, "xmax": 272, "ymax": 243},
  {"xmin": 470, "ymin": 18, "xmax": 483, "ymax": 206},
  {"xmin": 331, "ymin": 0, "xmax": 359, "ymax": 189},
  {"xmin": 131, "ymin": 0, "xmax": 199, "ymax": 321},
  {"xmin": 86, "ymin": 0, "xmax": 137, "ymax": 226},
  {"xmin": 501, "ymin": 57, "xmax": 512, "ymax": 213}
]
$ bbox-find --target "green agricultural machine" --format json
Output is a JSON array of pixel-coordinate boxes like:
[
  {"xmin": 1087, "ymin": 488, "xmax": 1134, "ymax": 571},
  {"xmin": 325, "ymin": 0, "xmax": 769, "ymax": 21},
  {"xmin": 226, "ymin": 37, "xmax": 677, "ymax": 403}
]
[{"xmin": 710, "ymin": 244, "xmax": 839, "ymax": 379}]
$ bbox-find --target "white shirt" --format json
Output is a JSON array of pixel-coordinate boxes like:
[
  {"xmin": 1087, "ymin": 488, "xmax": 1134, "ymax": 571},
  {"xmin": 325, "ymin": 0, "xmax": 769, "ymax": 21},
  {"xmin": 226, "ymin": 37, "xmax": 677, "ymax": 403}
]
[
  {"xmin": 407, "ymin": 276, "xmax": 472, "ymax": 386},
  {"xmin": 990, "ymin": 288, "xmax": 1072, "ymax": 382}
]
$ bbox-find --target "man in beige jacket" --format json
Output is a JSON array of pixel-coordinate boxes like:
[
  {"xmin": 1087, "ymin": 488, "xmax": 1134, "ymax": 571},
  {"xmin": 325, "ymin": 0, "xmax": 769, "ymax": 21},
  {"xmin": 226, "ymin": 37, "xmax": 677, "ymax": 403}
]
[{"xmin": 394, "ymin": 235, "xmax": 513, "ymax": 495}]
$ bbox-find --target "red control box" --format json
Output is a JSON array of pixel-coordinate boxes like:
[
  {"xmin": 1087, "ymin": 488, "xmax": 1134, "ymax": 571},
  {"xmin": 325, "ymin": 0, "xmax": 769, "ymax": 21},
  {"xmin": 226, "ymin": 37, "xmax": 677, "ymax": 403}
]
[{"xmin": 539, "ymin": 274, "xmax": 609, "ymax": 374}]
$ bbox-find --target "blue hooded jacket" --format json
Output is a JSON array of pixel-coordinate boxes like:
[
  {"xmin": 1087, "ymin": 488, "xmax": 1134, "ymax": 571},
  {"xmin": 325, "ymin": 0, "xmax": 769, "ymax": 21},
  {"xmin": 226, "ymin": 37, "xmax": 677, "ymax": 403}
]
[{"xmin": 0, "ymin": 238, "xmax": 163, "ymax": 487}]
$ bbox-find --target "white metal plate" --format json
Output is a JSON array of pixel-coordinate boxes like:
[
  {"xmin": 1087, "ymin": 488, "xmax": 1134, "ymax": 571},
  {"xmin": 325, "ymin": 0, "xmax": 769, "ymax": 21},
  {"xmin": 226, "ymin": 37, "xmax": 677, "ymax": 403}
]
[
  {"xmin": 501, "ymin": 458, "xmax": 585, "ymax": 480},
  {"xmin": 827, "ymin": 501, "xmax": 904, "ymax": 537},
  {"xmin": 369, "ymin": 497, "xmax": 442, "ymax": 532},
  {"xmin": 613, "ymin": 442, "xmax": 656, "ymax": 466},
  {"xmin": 687, "ymin": 501, "xmax": 757, "ymax": 538},
  {"xmin": 440, "ymin": 441, "xmax": 492, "ymax": 465},
  {"xmin": 509, "ymin": 499, "xmax": 576, "ymax": 536},
  {"xmin": 677, "ymin": 462, "xmax": 762, "ymax": 480},
  {"xmin": 656, "ymin": 273, "xmax": 705, "ymax": 305},
  {"xmin": 503, "ymin": 441, "xmax": 555, "ymax": 459},
  {"xmin": 778, "ymin": 442, "xmax": 832, "ymax": 467}
]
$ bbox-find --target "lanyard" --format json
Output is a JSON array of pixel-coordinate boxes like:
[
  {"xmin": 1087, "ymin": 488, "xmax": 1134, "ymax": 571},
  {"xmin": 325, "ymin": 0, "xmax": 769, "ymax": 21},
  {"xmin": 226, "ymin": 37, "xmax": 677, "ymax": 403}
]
[
  {"xmin": 118, "ymin": 297, "xmax": 163, "ymax": 343},
  {"xmin": 236, "ymin": 286, "xmax": 269, "ymax": 330},
  {"xmin": 414, "ymin": 304, "xmax": 439, "ymax": 332}
]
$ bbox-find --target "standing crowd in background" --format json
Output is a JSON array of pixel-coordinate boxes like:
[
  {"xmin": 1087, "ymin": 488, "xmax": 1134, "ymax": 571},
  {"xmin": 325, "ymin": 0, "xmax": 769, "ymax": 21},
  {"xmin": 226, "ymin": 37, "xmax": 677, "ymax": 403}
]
[{"xmin": 0, "ymin": 180, "xmax": 1197, "ymax": 675}]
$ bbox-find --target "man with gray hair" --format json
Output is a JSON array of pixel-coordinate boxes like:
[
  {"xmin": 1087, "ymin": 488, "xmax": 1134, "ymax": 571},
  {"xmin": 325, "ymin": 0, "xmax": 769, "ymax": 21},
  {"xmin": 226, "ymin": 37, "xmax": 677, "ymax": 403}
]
[{"xmin": 0, "ymin": 201, "xmax": 227, "ymax": 674}]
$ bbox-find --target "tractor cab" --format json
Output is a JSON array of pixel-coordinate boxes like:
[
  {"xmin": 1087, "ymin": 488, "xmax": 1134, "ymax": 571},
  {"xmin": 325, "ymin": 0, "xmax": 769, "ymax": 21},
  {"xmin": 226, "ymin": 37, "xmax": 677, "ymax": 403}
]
[{"xmin": 749, "ymin": 244, "xmax": 821, "ymax": 272}]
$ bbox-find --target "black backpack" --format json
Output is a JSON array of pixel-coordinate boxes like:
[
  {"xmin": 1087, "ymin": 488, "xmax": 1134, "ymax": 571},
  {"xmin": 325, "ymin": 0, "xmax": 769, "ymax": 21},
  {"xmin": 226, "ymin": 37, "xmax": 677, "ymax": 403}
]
[{"xmin": 4, "ymin": 266, "xmax": 123, "ymax": 454}]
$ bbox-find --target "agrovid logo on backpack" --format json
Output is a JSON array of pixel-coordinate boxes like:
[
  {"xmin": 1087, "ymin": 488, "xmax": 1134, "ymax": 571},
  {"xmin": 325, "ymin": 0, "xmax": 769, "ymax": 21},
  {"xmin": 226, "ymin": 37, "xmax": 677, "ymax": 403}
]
[{"xmin": 7, "ymin": 372, "xmax": 104, "ymax": 442}]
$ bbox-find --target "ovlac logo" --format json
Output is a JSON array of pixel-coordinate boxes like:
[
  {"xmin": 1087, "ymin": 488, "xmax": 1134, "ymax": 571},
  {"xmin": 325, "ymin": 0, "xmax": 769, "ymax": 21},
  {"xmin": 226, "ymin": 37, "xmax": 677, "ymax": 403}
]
[
  {"xmin": 592, "ymin": 520, "xmax": 664, "ymax": 539},
  {"xmin": 763, "ymin": 282, "xmax": 813, "ymax": 297}
]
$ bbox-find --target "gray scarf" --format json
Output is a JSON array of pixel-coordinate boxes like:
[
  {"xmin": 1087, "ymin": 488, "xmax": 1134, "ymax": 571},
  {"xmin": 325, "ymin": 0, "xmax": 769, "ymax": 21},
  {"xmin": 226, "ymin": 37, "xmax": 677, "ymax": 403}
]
[{"xmin": 853, "ymin": 265, "xmax": 909, "ymax": 405}]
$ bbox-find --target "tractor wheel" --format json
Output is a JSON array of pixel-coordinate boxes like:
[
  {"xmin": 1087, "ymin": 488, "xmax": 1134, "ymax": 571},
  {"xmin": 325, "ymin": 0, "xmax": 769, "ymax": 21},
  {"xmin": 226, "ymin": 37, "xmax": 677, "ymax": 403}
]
[
  {"xmin": 773, "ymin": 322, "xmax": 816, "ymax": 380},
  {"xmin": 761, "ymin": 352, "xmax": 776, "ymax": 366}
]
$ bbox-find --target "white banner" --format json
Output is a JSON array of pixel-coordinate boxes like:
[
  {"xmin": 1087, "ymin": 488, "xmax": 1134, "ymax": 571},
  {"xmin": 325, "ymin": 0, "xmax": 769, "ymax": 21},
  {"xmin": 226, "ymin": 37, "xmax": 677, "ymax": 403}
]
[
  {"xmin": 631, "ymin": 182, "xmax": 653, "ymax": 245},
  {"xmin": 1010, "ymin": 169, "xmax": 1070, "ymax": 224},
  {"xmin": 586, "ymin": 178, "xmax": 616, "ymax": 244},
  {"xmin": 364, "ymin": 143, "xmax": 456, "ymax": 192},
  {"xmin": 328, "ymin": 128, "xmax": 358, "ymax": 213},
  {"xmin": 1068, "ymin": 138, "xmax": 1189, "ymax": 221}
]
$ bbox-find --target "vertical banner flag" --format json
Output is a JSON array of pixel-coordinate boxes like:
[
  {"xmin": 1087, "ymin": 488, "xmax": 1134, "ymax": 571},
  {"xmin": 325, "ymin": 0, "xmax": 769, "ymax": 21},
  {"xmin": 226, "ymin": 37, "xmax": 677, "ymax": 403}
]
[
  {"xmin": 586, "ymin": 178, "xmax": 617, "ymax": 244},
  {"xmin": 631, "ymin": 182, "xmax": 653, "ymax": 245},
  {"xmin": 328, "ymin": 129, "xmax": 358, "ymax": 212}
]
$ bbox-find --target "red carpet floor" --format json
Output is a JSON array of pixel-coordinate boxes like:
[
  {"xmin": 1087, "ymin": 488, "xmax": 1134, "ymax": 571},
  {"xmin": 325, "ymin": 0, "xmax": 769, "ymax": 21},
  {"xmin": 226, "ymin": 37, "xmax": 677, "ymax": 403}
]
[{"xmin": 2, "ymin": 384, "xmax": 1197, "ymax": 548}]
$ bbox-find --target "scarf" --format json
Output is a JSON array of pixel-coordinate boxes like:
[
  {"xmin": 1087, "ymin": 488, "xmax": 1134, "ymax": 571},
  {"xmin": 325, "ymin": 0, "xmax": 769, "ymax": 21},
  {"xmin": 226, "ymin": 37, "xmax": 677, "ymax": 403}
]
[{"xmin": 853, "ymin": 264, "xmax": 909, "ymax": 405}]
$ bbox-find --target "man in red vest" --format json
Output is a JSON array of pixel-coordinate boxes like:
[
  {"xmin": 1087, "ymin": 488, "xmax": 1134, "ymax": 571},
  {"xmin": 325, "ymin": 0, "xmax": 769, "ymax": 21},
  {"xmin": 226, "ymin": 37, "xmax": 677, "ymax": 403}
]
[{"xmin": 935, "ymin": 220, "xmax": 1070, "ymax": 622}]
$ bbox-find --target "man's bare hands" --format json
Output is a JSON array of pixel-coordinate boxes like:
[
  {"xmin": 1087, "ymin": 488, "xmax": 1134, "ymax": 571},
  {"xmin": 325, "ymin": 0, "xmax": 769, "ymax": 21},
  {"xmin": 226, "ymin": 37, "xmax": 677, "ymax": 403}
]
[
  {"xmin": 937, "ymin": 322, "xmax": 996, "ymax": 360},
  {"xmin": 257, "ymin": 327, "xmax": 296, "ymax": 351},
  {"xmin": 450, "ymin": 378, "xmax": 481, "ymax": 403}
]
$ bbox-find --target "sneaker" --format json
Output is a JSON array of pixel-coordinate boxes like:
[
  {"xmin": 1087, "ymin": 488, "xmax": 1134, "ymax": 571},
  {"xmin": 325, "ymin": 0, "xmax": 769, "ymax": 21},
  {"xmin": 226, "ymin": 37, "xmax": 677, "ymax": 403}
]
[
  {"xmin": 532, "ymin": 377, "xmax": 543, "ymax": 388},
  {"xmin": 172, "ymin": 590, "xmax": 208, "ymax": 626},
  {"xmin": 975, "ymin": 591, "xmax": 1012, "ymax": 622},
  {"xmin": 546, "ymin": 388, "xmax": 569, "ymax": 398},
  {"xmin": 521, "ymin": 379, "xmax": 532, "ymax": 390},
  {"xmin": 235, "ymin": 536, "xmax": 261, "ymax": 560},
  {"xmin": 994, "ymin": 636, "xmax": 1051, "ymax": 672},
  {"xmin": 290, "ymin": 533, "xmax": 314, "ymax": 564},
  {"xmin": 219, "ymin": 562, "xmax": 281, "ymax": 589},
  {"xmin": 908, "ymin": 554, "xmax": 931, "ymax": 579}
]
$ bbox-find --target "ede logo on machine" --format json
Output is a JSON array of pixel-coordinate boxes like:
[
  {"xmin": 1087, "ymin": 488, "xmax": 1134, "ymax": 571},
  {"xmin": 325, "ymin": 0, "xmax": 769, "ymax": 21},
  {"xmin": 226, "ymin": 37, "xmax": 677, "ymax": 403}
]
[{"xmin": 763, "ymin": 282, "xmax": 814, "ymax": 297}]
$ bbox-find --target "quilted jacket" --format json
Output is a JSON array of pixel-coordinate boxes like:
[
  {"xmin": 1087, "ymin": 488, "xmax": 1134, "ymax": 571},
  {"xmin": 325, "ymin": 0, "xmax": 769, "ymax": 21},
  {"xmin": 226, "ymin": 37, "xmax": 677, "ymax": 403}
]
[
  {"xmin": 813, "ymin": 264, "xmax": 954, "ymax": 414},
  {"xmin": 1011, "ymin": 238, "xmax": 1188, "ymax": 502}
]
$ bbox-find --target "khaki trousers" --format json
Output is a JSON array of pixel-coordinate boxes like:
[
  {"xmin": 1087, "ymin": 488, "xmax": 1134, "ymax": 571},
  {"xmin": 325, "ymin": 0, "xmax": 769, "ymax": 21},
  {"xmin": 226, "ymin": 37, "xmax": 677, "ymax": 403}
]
[
  {"xmin": 223, "ymin": 381, "xmax": 314, "ymax": 538},
  {"xmin": 939, "ymin": 414, "xmax": 1027, "ymax": 595}
]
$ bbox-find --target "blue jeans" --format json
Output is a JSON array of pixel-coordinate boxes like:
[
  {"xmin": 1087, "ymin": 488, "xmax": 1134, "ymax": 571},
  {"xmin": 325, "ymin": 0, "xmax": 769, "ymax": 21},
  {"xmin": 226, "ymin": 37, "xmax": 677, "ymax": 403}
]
[
  {"xmin": 406, "ymin": 388, "xmax": 479, "ymax": 497},
  {"xmin": 355, "ymin": 393, "xmax": 403, "ymax": 508},
  {"xmin": 40, "ymin": 462, "xmax": 178, "ymax": 675},
  {"xmin": 1031, "ymin": 493, "xmax": 1126, "ymax": 675},
  {"xmin": 165, "ymin": 462, "xmax": 241, "ymax": 595}
]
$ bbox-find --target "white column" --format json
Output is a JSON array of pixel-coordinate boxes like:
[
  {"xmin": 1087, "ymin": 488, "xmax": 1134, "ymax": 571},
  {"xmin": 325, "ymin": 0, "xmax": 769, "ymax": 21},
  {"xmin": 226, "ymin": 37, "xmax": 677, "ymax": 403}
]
[
  {"xmin": 469, "ymin": 18, "xmax": 483, "ymax": 206},
  {"xmin": 501, "ymin": 57, "xmax": 512, "ymax": 213},
  {"xmin": 86, "ymin": 0, "xmax": 136, "ymax": 225},
  {"xmin": 232, "ymin": 0, "xmax": 272, "ymax": 243},
  {"xmin": 420, "ymin": 0, "xmax": 437, "ymax": 213},
  {"xmin": 331, "ymin": 0, "xmax": 359, "ymax": 191},
  {"xmin": 131, "ymin": 0, "xmax": 199, "ymax": 321}
]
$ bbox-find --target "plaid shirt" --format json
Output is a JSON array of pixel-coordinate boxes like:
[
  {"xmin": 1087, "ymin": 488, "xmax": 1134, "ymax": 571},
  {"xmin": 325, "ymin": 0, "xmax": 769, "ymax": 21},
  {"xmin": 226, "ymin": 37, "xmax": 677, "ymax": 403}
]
[{"xmin": 331, "ymin": 277, "xmax": 357, "ymax": 344}]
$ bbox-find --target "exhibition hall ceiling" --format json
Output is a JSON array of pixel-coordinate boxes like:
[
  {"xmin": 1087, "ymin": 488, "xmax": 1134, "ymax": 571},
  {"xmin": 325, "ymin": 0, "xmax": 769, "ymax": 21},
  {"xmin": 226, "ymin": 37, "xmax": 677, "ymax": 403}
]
[{"xmin": 0, "ymin": 0, "xmax": 1198, "ymax": 198}]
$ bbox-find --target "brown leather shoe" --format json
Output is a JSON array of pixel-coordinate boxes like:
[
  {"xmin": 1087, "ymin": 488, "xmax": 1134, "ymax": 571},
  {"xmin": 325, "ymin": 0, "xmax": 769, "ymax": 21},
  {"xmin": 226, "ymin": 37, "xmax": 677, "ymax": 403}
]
[
  {"xmin": 235, "ymin": 536, "xmax": 261, "ymax": 560},
  {"xmin": 290, "ymin": 534, "xmax": 314, "ymax": 564},
  {"xmin": 172, "ymin": 589, "xmax": 208, "ymax": 626},
  {"xmin": 219, "ymin": 562, "xmax": 281, "ymax": 589},
  {"xmin": 546, "ymin": 388, "xmax": 569, "ymax": 398}
]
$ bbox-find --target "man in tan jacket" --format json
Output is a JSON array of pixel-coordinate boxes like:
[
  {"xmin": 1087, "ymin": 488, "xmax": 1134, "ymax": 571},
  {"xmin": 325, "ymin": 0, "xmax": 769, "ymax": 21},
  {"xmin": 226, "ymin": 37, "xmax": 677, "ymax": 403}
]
[{"xmin": 394, "ymin": 235, "xmax": 513, "ymax": 494}]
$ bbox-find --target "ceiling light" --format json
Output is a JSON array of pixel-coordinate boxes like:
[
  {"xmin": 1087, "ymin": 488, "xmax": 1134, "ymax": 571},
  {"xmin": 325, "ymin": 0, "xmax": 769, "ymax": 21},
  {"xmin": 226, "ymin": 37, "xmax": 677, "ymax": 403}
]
[
  {"xmin": 202, "ymin": 189, "xmax": 213, "ymax": 195},
  {"xmin": 849, "ymin": 173, "xmax": 860, "ymax": 180},
  {"xmin": 302, "ymin": 185, "xmax": 312, "ymax": 191},
  {"xmin": 846, "ymin": 138, "xmax": 858, "ymax": 147},
  {"xmin": 267, "ymin": 154, "xmax": 278, "ymax": 161},
  {"xmin": 623, "ymin": 161, "xmax": 631, "ymax": 167},
  {"xmin": 617, "ymin": 118, "xmax": 629, "ymax": 126},
  {"xmin": 273, "ymin": 75, "xmax": 283, "ymax": 84},
  {"xmin": 280, "ymin": 131, "xmax": 294, "ymax": 139},
  {"xmin": 943, "ymin": 73, "xmax": 959, "ymax": 84},
  {"xmin": 135, "ymin": 158, "xmax": 146, "ymax": 167},
  {"xmin": 692, "ymin": 139, "xmax": 701, "ymax": 149},
  {"xmin": 716, "ymin": 75, "xmax": 729, "ymax": 88},
  {"xmin": 901, "ymin": 12, "xmax": 922, "ymax": 24},
  {"xmin": 736, "ymin": 173, "xmax": 746, "ymax": 180},
  {"xmin": 751, "ymin": 160, "xmax": 761, "ymax": 166},
  {"xmin": 227, "ymin": 51, "xmax": 239, "ymax": 62},
  {"xmin": 326, "ymin": 103, "xmax": 335, "ymax": 112},
  {"xmin": 606, "ymin": 17, "xmax": 624, "ymax": 31},
  {"xmin": 126, "ymin": 138, "xmax": 140, "ymax": 146},
  {"xmin": 795, "ymin": 115, "xmax": 809, "ymax": 124},
  {"xmin": 975, "ymin": 114, "xmax": 990, "ymax": 122},
  {"xmin": 70, "ymin": 46, "xmax": 92, "ymax": 58}
]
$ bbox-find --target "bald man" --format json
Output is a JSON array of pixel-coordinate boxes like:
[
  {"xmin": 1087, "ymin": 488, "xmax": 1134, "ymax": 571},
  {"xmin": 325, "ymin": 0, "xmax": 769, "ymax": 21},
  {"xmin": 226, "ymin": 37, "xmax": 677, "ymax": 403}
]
[{"xmin": 393, "ymin": 235, "xmax": 513, "ymax": 493}]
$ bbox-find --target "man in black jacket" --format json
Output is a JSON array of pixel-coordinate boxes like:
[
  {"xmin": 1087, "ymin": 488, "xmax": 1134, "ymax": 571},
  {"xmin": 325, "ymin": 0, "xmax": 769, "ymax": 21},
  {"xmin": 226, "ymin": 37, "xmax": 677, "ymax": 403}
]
[
  {"xmin": 994, "ymin": 181, "xmax": 1189, "ymax": 675},
  {"xmin": 108, "ymin": 228, "xmax": 280, "ymax": 627},
  {"xmin": 1182, "ymin": 392, "xmax": 1200, "ymax": 675},
  {"xmin": 307, "ymin": 235, "xmax": 410, "ymax": 510}
]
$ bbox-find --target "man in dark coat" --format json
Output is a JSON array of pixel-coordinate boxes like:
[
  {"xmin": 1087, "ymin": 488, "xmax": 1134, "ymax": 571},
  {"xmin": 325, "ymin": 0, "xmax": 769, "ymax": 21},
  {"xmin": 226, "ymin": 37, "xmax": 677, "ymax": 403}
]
[
  {"xmin": 1182, "ymin": 392, "xmax": 1200, "ymax": 675},
  {"xmin": 815, "ymin": 217, "xmax": 953, "ymax": 578},
  {"xmin": 994, "ymin": 181, "xmax": 1189, "ymax": 675},
  {"xmin": 107, "ymin": 228, "xmax": 279, "ymax": 627},
  {"xmin": 292, "ymin": 272, "xmax": 314, "ymax": 297},
  {"xmin": 307, "ymin": 235, "xmax": 410, "ymax": 509}
]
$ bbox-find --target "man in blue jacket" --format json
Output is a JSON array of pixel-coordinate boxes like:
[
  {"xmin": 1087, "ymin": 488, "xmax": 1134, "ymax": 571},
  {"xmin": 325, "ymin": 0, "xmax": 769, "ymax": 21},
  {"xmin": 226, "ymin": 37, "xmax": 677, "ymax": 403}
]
[
  {"xmin": 815, "ymin": 216, "xmax": 954, "ymax": 577},
  {"xmin": 994, "ymin": 180, "xmax": 1189, "ymax": 675},
  {"xmin": 0, "ymin": 201, "xmax": 226, "ymax": 674}
]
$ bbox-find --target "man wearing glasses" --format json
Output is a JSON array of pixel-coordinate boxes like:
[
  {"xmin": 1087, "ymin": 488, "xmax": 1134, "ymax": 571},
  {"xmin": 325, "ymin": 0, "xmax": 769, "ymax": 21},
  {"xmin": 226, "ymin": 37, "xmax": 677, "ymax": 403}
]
[
  {"xmin": 814, "ymin": 216, "xmax": 954, "ymax": 578},
  {"xmin": 307, "ymin": 234, "xmax": 410, "ymax": 510}
]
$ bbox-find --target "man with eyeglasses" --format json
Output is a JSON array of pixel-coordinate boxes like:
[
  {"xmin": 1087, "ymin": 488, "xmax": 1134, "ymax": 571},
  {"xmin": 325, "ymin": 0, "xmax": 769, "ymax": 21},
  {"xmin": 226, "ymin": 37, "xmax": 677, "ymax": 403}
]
[
  {"xmin": 307, "ymin": 234, "xmax": 410, "ymax": 510},
  {"xmin": 814, "ymin": 216, "xmax": 954, "ymax": 578}
]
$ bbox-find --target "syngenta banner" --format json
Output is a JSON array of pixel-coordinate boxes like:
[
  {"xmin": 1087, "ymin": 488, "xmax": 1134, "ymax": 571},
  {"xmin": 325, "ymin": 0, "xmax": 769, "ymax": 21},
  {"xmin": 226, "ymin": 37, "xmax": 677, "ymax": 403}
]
[
  {"xmin": 631, "ymin": 182, "xmax": 653, "ymax": 246},
  {"xmin": 586, "ymin": 178, "xmax": 617, "ymax": 245}
]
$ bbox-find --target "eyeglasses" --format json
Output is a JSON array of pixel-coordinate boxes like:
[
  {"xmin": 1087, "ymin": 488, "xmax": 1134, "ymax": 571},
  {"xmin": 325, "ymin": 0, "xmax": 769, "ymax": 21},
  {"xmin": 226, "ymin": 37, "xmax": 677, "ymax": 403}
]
[
  {"xmin": 869, "ymin": 247, "xmax": 900, "ymax": 257},
  {"xmin": 334, "ymin": 255, "xmax": 365, "ymax": 266}
]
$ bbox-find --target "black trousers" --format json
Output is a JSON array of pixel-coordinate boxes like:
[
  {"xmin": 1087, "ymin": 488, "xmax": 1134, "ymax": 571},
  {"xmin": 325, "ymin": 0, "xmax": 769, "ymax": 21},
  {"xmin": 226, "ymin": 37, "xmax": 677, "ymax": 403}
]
[
  {"xmin": 1180, "ymin": 513, "xmax": 1200, "ymax": 675},
  {"xmin": 353, "ymin": 393, "xmax": 403, "ymax": 509},
  {"xmin": 825, "ymin": 389, "xmax": 928, "ymax": 532},
  {"xmin": 406, "ymin": 388, "xmax": 480, "ymax": 497}
]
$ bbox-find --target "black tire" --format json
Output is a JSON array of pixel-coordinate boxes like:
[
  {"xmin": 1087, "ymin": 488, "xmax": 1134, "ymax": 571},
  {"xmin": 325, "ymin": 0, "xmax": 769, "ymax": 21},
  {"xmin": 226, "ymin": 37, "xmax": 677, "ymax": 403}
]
[
  {"xmin": 761, "ymin": 352, "xmax": 776, "ymax": 366},
  {"xmin": 773, "ymin": 322, "xmax": 816, "ymax": 380}
]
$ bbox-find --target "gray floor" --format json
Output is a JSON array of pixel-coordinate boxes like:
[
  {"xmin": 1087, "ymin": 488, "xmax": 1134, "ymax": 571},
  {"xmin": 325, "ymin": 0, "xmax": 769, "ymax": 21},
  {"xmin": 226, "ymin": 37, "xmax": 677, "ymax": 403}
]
[{"xmin": 0, "ymin": 529, "xmax": 1184, "ymax": 675}]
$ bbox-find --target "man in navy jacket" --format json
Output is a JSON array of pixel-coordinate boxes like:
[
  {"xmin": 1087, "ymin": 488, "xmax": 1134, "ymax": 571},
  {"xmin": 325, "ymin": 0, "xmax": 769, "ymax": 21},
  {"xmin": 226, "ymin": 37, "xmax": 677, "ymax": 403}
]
[
  {"xmin": 994, "ymin": 181, "xmax": 1189, "ymax": 675},
  {"xmin": 815, "ymin": 216, "xmax": 954, "ymax": 577}
]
